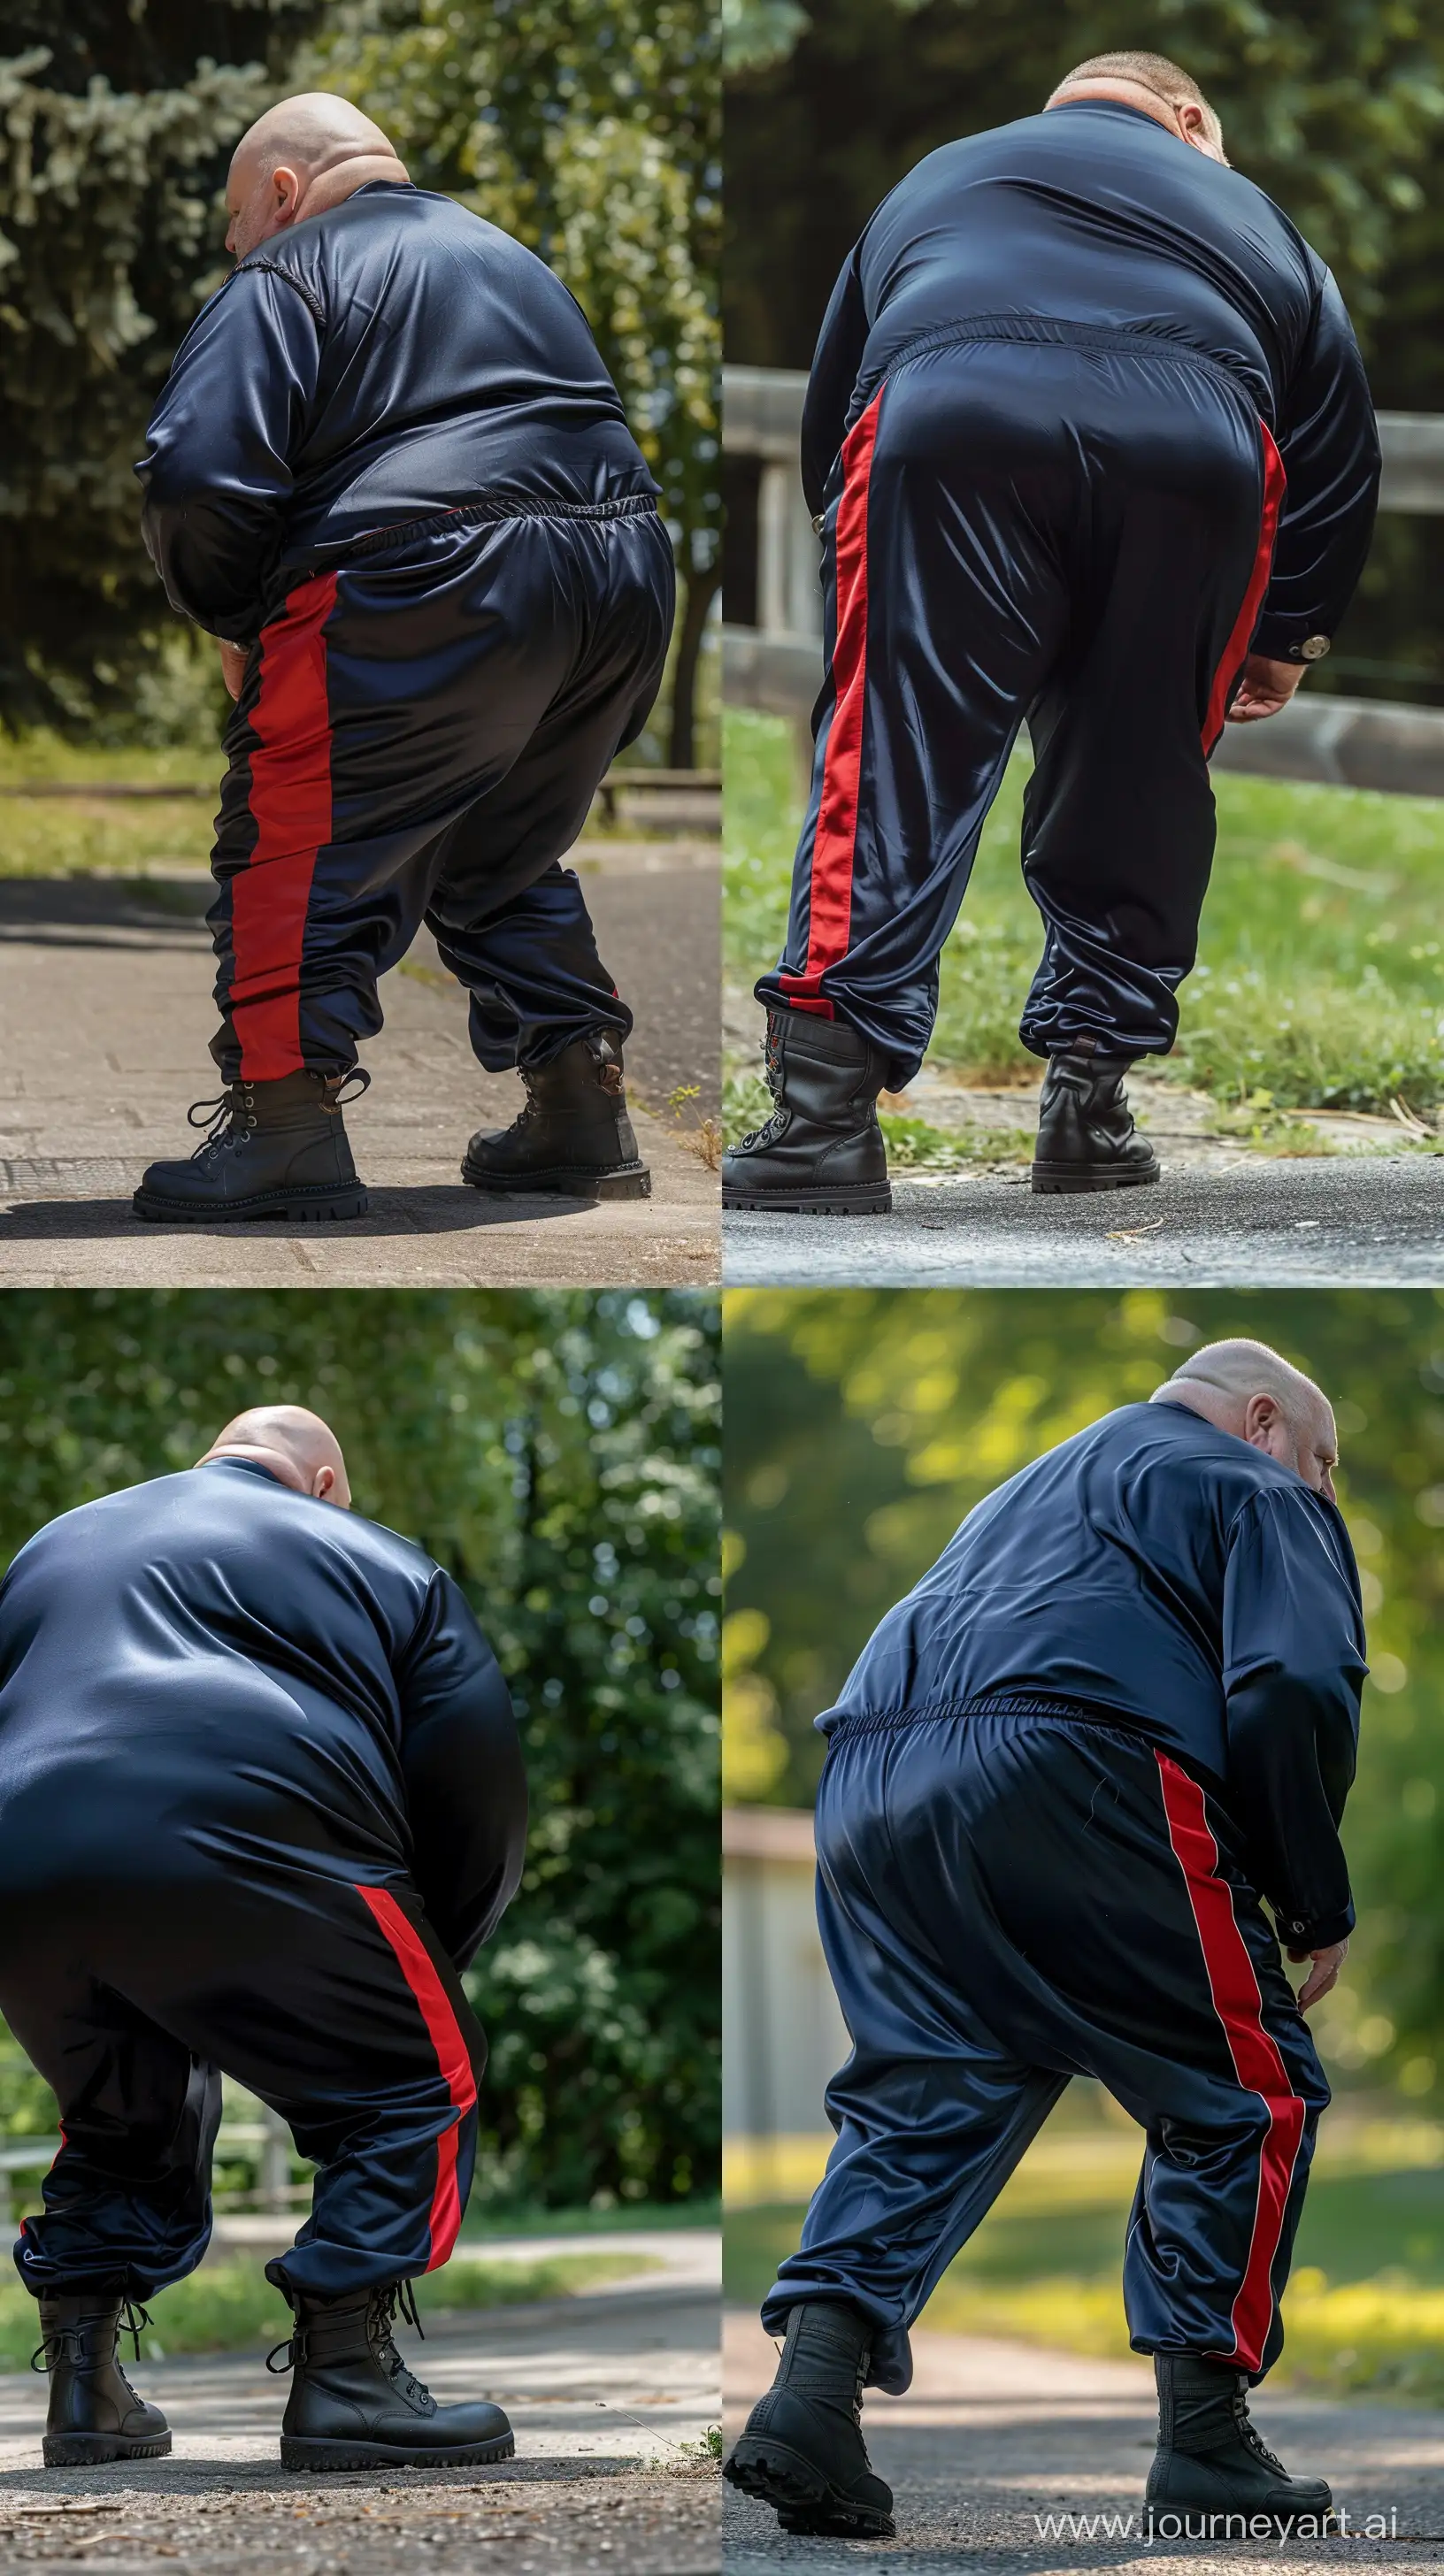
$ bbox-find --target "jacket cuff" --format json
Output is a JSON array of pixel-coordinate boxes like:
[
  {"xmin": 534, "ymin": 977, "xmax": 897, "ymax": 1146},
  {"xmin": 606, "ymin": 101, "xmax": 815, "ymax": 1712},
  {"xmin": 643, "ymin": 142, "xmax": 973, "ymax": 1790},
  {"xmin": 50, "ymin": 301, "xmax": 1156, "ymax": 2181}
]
[
  {"xmin": 1274, "ymin": 1898, "xmax": 1355, "ymax": 1950},
  {"xmin": 1251, "ymin": 612, "xmax": 1334, "ymax": 663}
]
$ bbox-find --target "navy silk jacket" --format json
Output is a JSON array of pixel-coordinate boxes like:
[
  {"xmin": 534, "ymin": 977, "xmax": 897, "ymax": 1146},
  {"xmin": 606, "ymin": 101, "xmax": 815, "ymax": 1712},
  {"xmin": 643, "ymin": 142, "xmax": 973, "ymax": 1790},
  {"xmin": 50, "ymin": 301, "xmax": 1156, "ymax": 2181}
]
[
  {"xmin": 820, "ymin": 1400, "xmax": 1367, "ymax": 1949},
  {"xmin": 803, "ymin": 101, "xmax": 1380, "ymax": 658},
  {"xmin": 135, "ymin": 182, "xmax": 657, "ymax": 642},
  {"xmin": 0, "ymin": 1457, "xmax": 526, "ymax": 1970}
]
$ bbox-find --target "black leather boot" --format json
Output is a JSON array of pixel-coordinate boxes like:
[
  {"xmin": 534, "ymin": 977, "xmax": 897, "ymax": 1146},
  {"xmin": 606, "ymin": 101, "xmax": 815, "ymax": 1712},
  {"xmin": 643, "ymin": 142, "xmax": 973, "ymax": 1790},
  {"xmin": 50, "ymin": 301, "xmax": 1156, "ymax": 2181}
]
[
  {"xmin": 1031, "ymin": 1047, "xmax": 1159, "ymax": 1193},
  {"xmin": 723, "ymin": 2301, "xmax": 895, "ymax": 2538},
  {"xmin": 1147, "ymin": 2355, "xmax": 1334, "ymax": 2529},
  {"xmin": 721, "ymin": 1011, "xmax": 892, "ymax": 1214},
  {"xmin": 272, "ymin": 2280, "xmax": 514, "ymax": 2471},
  {"xmin": 34, "ymin": 2294, "xmax": 170, "ymax": 2467},
  {"xmin": 462, "ymin": 1033, "xmax": 649, "ymax": 1199},
  {"xmin": 134, "ymin": 1070, "xmax": 369, "ymax": 1223}
]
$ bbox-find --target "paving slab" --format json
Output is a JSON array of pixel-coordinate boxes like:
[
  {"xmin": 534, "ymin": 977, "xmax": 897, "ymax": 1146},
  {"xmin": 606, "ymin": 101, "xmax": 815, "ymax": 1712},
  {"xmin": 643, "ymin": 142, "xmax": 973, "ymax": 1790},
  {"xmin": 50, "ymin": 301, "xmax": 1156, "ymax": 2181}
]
[
  {"xmin": 724, "ymin": 2309, "xmax": 1444, "ymax": 2573},
  {"xmin": 0, "ymin": 2242, "xmax": 721, "ymax": 2573},
  {"xmin": 0, "ymin": 853, "xmax": 718, "ymax": 1287}
]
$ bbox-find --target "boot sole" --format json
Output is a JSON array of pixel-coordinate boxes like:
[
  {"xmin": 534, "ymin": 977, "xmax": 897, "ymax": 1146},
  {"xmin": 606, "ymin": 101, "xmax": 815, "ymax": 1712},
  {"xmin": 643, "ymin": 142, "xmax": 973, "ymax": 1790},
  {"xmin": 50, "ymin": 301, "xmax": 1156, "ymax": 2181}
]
[
  {"xmin": 722, "ymin": 1184, "xmax": 893, "ymax": 1215},
  {"xmin": 1031, "ymin": 1161, "xmax": 1160, "ymax": 1196},
  {"xmin": 43, "ymin": 2432, "xmax": 172, "ymax": 2466},
  {"xmin": 460, "ymin": 1161, "xmax": 650, "ymax": 1201},
  {"xmin": 132, "ymin": 1187, "xmax": 369, "ymax": 1225},
  {"xmin": 280, "ymin": 2431, "xmax": 515, "ymax": 2472},
  {"xmin": 724, "ymin": 2441, "xmax": 895, "ymax": 2539}
]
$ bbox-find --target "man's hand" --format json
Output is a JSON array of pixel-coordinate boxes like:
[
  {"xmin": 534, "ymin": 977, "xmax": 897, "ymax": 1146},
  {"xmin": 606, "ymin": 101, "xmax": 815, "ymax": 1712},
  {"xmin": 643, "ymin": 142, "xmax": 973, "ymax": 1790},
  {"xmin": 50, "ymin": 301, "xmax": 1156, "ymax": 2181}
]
[
  {"xmin": 219, "ymin": 639, "xmax": 250, "ymax": 702},
  {"xmin": 1287, "ymin": 1936, "xmax": 1348, "ymax": 2012},
  {"xmin": 1227, "ymin": 654, "xmax": 1306, "ymax": 724}
]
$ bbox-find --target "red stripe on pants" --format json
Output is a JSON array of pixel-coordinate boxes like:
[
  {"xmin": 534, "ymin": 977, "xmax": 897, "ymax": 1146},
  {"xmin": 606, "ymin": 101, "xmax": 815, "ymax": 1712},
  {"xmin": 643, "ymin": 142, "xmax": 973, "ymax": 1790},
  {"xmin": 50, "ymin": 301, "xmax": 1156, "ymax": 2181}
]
[
  {"xmin": 1202, "ymin": 423, "xmax": 1287, "ymax": 756},
  {"xmin": 779, "ymin": 387, "xmax": 884, "ymax": 1016},
  {"xmin": 232, "ymin": 571, "xmax": 338, "ymax": 1079},
  {"xmin": 357, "ymin": 1884, "xmax": 477, "ymax": 2272},
  {"xmin": 1155, "ymin": 1752, "xmax": 1305, "ymax": 2373}
]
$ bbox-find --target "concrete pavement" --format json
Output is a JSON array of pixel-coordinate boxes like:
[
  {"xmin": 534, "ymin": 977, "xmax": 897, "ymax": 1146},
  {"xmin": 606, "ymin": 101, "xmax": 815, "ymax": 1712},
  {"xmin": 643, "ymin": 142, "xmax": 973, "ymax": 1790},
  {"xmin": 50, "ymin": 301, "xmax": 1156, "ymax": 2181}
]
[
  {"xmin": 0, "ymin": 2236, "xmax": 720, "ymax": 2573},
  {"xmin": 724, "ymin": 2310, "xmax": 1444, "ymax": 2572},
  {"xmin": 0, "ymin": 847, "xmax": 718, "ymax": 1287}
]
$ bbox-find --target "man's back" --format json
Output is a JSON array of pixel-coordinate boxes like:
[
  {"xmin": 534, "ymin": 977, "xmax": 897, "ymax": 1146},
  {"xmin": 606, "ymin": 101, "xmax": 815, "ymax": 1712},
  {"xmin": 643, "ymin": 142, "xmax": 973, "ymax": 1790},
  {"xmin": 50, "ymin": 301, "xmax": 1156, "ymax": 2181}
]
[
  {"xmin": 825, "ymin": 1401, "xmax": 1364, "ymax": 1783},
  {"xmin": 139, "ymin": 183, "xmax": 657, "ymax": 617},
  {"xmin": 0, "ymin": 1459, "xmax": 475, "ymax": 1888}
]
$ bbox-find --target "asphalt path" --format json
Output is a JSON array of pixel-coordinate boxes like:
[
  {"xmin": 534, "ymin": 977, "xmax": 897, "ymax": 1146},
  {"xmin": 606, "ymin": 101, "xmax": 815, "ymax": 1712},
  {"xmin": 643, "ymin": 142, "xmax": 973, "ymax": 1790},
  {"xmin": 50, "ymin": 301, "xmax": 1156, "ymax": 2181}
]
[
  {"xmin": 0, "ymin": 847, "xmax": 718, "ymax": 1287},
  {"xmin": 724, "ymin": 1158, "xmax": 1444, "ymax": 1286},
  {"xmin": 724, "ymin": 2312, "xmax": 1444, "ymax": 2573},
  {"xmin": 0, "ymin": 2236, "xmax": 720, "ymax": 2574}
]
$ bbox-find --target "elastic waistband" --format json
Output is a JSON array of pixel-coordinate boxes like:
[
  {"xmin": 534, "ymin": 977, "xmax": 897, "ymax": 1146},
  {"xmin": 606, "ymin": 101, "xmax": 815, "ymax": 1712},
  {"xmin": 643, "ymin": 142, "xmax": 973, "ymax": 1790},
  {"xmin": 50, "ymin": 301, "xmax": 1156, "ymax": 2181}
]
[
  {"xmin": 865, "ymin": 313, "xmax": 1260, "ymax": 411},
  {"xmin": 344, "ymin": 490, "xmax": 659, "ymax": 559},
  {"xmin": 823, "ymin": 1690, "xmax": 1156, "ymax": 1744}
]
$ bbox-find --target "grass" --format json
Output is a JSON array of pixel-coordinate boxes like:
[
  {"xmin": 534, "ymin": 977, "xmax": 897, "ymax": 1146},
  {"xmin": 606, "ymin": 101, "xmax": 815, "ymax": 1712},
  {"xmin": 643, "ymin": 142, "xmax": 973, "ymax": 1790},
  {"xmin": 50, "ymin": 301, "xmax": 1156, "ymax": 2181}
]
[
  {"xmin": 725, "ymin": 2117, "xmax": 1444, "ymax": 2406},
  {"xmin": 724, "ymin": 704, "xmax": 1444, "ymax": 1121},
  {"xmin": 0, "ymin": 2248, "xmax": 657, "ymax": 2372}
]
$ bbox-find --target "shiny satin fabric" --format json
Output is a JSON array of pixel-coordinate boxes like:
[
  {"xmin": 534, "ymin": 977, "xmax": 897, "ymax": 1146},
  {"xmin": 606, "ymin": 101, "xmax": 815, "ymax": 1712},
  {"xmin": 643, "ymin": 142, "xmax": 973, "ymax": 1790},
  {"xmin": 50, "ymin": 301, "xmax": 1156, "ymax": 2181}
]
[
  {"xmin": 819, "ymin": 1400, "xmax": 1365, "ymax": 1948},
  {"xmin": 0, "ymin": 1457, "xmax": 526, "ymax": 2300},
  {"xmin": 206, "ymin": 502, "xmax": 674, "ymax": 1084},
  {"xmin": 760, "ymin": 1706, "xmax": 1329, "ymax": 2396},
  {"xmin": 801, "ymin": 101, "xmax": 1380, "ymax": 656},
  {"xmin": 759, "ymin": 332, "xmax": 1296, "ymax": 1083},
  {"xmin": 136, "ymin": 183, "xmax": 658, "ymax": 644}
]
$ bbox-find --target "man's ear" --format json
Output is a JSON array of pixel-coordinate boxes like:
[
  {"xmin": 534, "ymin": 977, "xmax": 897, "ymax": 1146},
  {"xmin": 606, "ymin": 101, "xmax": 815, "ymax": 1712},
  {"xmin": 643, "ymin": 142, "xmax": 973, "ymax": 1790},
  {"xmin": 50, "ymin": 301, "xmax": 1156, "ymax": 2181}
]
[{"xmin": 312, "ymin": 1464, "xmax": 336, "ymax": 1502}]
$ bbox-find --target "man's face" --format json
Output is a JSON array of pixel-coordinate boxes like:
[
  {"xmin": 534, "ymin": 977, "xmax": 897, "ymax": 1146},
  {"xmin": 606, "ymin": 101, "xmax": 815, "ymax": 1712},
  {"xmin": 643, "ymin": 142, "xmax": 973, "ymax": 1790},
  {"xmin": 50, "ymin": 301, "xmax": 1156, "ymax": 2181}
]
[
  {"xmin": 1243, "ymin": 1392, "xmax": 1339, "ymax": 1503},
  {"xmin": 225, "ymin": 147, "xmax": 306, "ymax": 261}
]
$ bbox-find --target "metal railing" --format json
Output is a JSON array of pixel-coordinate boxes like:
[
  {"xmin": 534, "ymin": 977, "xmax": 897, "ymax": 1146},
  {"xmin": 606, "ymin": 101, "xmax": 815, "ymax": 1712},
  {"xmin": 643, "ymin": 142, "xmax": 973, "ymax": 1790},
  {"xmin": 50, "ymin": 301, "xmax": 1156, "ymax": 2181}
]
[{"xmin": 723, "ymin": 364, "xmax": 1444, "ymax": 796}]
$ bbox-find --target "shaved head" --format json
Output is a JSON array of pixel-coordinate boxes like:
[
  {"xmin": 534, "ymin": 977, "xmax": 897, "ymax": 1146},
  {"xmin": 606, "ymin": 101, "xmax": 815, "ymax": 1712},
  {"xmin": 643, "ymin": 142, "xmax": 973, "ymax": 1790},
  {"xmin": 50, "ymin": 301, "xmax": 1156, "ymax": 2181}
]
[
  {"xmin": 199, "ymin": 1405, "xmax": 351, "ymax": 1510},
  {"xmin": 1047, "ymin": 50, "xmax": 1227, "ymax": 165},
  {"xmin": 1151, "ymin": 1339, "xmax": 1338, "ymax": 1499},
  {"xmin": 225, "ymin": 92, "xmax": 410, "ymax": 262}
]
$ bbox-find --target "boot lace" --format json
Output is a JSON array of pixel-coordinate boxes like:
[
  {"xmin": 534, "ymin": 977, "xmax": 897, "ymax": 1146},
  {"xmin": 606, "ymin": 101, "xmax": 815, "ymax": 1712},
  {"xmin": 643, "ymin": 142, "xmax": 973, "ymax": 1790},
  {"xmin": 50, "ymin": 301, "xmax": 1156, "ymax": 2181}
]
[
  {"xmin": 32, "ymin": 2297, "xmax": 151, "ymax": 2375},
  {"xmin": 265, "ymin": 2276, "xmax": 430, "ymax": 2408},
  {"xmin": 737, "ymin": 1024, "xmax": 789, "ymax": 1153},
  {"xmin": 1231, "ymin": 2382, "xmax": 1288, "ymax": 2481},
  {"xmin": 185, "ymin": 1069, "xmax": 371, "ymax": 1166}
]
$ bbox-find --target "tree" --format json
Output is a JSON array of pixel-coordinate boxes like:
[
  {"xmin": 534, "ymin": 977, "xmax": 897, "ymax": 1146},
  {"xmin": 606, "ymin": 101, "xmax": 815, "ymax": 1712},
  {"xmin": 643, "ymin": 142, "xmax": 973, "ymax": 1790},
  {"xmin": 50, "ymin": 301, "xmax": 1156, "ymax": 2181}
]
[
  {"xmin": 724, "ymin": 1287, "xmax": 1444, "ymax": 2110},
  {"xmin": 0, "ymin": 1289, "xmax": 721, "ymax": 2208},
  {"xmin": 0, "ymin": 1, "xmax": 320, "ymax": 729},
  {"xmin": 305, "ymin": 0, "xmax": 721, "ymax": 766}
]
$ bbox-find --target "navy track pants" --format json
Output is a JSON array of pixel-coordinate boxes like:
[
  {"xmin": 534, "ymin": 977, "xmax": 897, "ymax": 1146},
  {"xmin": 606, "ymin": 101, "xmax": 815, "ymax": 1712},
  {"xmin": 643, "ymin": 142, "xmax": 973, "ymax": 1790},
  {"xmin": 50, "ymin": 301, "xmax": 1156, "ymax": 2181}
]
[
  {"xmin": 209, "ymin": 494, "xmax": 674, "ymax": 1084},
  {"xmin": 1, "ymin": 1867, "xmax": 486, "ymax": 2303},
  {"xmin": 757, "ymin": 326, "xmax": 1285, "ymax": 1089},
  {"xmin": 761, "ymin": 1706, "xmax": 1327, "ymax": 2394}
]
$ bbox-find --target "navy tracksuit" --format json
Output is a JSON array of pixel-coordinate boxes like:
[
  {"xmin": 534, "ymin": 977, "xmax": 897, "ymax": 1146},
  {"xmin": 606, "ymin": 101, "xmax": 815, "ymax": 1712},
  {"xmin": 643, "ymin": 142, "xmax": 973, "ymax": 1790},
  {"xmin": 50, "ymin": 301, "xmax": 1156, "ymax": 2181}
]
[
  {"xmin": 763, "ymin": 1402, "xmax": 1365, "ymax": 2394},
  {"xmin": 758, "ymin": 104, "xmax": 1381, "ymax": 1087},
  {"xmin": 0, "ymin": 1459, "xmax": 526, "ymax": 2304},
  {"xmin": 137, "ymin": 185, "xmax": 674, "ymax": 1085}
]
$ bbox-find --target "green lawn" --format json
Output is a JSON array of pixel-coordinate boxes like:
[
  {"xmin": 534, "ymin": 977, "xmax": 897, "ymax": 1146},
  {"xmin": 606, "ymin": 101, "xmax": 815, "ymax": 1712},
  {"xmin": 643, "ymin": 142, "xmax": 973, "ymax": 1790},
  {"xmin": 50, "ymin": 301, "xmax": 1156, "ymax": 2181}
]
[
  {"xmin": 726, "ymin": 2124, "xmax": 1444, "ymax": 2406},
  {"xmin": 725, "ymin": 706, "xmax": 1444, "ymax": 1122},
  {"xmin": 0, "ymin": 2247, "xmax": 657, "ymax": 2372}
]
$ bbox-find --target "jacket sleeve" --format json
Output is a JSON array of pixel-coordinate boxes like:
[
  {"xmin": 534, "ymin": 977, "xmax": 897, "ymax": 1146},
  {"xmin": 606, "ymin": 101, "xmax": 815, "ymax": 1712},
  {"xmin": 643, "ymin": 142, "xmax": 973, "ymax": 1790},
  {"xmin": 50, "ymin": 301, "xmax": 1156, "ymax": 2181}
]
[
  {"xmin": 134, "ymin": 264, "xmax": 323, "ymax": 643},
  {"xmin": 800, "ymin": 240, "xmax": 872, "ymax": 521},
  {"xmin": 1221, "ymin": 1487, "xmax": 1367, "ymax": 1949},
  {"xmin": 1252, "ymin": 268, "xmax": 1380, "ymax": 661},
  {"xmin": 396, "ymin": 1571, "xmax": 528, "ymax": 1972}
]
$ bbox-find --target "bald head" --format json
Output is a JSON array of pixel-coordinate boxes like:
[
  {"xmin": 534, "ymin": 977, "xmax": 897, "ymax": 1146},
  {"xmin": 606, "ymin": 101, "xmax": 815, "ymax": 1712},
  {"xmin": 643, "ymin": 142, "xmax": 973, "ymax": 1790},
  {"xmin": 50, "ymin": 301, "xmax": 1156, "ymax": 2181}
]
[
  {"xmin": 1151, "ymin": 1339, "xmax": 1338, "ymax": 1499},
  {"xmin": 199, "ymin": 1405, "xmax": 351, "ymax": 1510},
  {"xmin": 1046, "ymin": 50, "xmax": 1228, "ymax": 165},
  {"xmin": 226, "ymin": 93, "xmax": 410, "ymax": 262}
]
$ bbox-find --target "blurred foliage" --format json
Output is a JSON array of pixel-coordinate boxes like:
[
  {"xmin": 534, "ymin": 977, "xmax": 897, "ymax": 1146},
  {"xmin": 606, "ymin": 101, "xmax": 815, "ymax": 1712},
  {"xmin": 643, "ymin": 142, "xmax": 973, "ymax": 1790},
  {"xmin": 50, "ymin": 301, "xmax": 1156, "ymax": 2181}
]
[
  {"xmin": 0, "ymin": 0, "xmax": 718, "ymax": 755},
  {"xmin": 309, "ymin": 0, "xmax": 720, "ymax": 762},
  {"xmin": 0, "ymin": 1, "xmax": 316, "ymax": 731},
  {"xmin": 723, "ymin": 1288, "xmax": 1444, "ymax": 2104},
  {"xmin": 0, "ymin": 1290, "xmax": 720, "ymax": 2210}
]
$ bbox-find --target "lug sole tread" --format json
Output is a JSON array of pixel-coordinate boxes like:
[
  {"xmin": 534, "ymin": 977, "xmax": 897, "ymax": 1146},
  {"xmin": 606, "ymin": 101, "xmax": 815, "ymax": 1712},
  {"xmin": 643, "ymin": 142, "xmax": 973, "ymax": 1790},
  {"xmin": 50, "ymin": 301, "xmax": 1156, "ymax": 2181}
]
[
  {"xmin": 725, "ymin": 2442, "xmax": 895, "ymax": 2538},
  {"xmin": 280, "ymin": 2432, "xmax": 515, "ymax": 2472},
  {"xmin": 461, "ymin": 1162, "xmax": 651, "ymax": 1200},
  {"xmin": 43, "ymin": 2433, "xmax": 172, "ymax": 2466},
  {"xmin": 1031, "ymin": 1162, "xmax": 1160, "ymax": 1196},
  {"xmin": 133, "ymin": 1188, "xmax": 369, "ymax": 1226},
  {"xmin": 722, "ymin": 1189, "xmax": 893, "ymax": 1215}
]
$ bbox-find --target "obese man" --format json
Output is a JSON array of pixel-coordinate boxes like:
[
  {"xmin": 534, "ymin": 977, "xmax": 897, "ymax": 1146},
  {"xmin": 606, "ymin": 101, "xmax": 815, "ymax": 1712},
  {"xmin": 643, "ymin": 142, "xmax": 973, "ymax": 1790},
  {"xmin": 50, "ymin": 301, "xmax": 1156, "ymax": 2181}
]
[
  {"xmin": 0, "ymin": 1406, "xmax": 527, "ymax": 2470},
  {"xmin": 726, "ymin": 1340, "xmax": 1364, "ymax": 2537}
]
